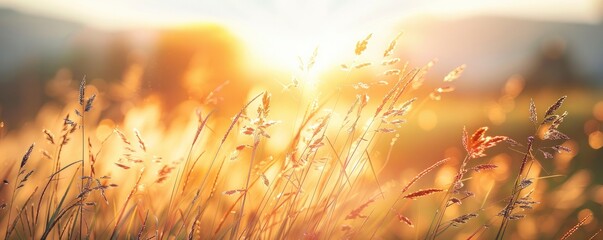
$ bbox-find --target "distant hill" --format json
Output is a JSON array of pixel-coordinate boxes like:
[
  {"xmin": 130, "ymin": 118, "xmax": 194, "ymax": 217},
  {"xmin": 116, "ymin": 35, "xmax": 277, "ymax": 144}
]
[
  {"xmin": 396, "ymin": 15, "xmax": 603, "ymax": 91},
  {"xmin": 0, "ymin": 8, "xmax": 81, "ymax": 75},
  {"xmin": 0, "ymin": 8, "xmax": 248, "ymax": 129}
]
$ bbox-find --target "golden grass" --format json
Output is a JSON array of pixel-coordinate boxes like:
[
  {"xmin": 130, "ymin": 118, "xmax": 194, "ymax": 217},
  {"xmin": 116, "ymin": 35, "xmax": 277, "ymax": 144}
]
[{"xmin": 0, "ymin": 33, "xmax": 599, "ymax": 240}]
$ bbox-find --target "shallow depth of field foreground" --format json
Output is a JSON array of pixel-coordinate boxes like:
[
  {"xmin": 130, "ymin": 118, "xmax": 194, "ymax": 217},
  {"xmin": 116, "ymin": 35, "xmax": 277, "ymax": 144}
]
[{"xmin": 1, "ymin": 2, "xmax": 603, "ymax": 240}]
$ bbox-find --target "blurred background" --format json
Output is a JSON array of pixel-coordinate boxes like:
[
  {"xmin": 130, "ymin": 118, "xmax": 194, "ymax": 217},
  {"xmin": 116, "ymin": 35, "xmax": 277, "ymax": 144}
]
[{"xmin": 0, "ymin": 0, "xmax": 602, "ymax": 239}]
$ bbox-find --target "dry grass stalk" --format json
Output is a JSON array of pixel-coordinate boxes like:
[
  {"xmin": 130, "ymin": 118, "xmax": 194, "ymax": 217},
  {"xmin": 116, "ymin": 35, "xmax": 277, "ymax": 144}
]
[
  {"xmin": 110, "ymin": 168, "xmax": 145, "ymax": 239},
  {"xmin": 560, "ymin": 214, "xmax": 591, "ymax": 240},
  {"xmin": 589, "ymin": 229, "xmax": 601, "ymax": 240}
]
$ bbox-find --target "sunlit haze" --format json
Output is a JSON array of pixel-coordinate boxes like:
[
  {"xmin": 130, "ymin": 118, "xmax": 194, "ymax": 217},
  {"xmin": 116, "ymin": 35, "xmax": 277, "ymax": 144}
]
[
  {"xmin": 0, "ymin": 1, "xmax": 602, "ymax": 239},
  {"xmin": 2, "ymin": 0, "xmax": 601, "ymax": 70}
]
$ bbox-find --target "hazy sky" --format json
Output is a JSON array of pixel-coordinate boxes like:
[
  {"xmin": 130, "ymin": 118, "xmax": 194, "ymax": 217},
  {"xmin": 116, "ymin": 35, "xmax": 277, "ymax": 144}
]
[
  {"xmin": 1, "ymin": 0, "xmax": 601, "ymax": 30},
  {"xmin": 1, "ymin": 0, "xmax": 601, "ymax": 72}
]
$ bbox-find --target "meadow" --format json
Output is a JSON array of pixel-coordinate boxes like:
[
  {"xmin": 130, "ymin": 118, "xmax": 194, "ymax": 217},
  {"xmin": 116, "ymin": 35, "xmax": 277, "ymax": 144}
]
[{"xmin": 0, "ymin": 33, "xmax": 601, "ymax": 239}]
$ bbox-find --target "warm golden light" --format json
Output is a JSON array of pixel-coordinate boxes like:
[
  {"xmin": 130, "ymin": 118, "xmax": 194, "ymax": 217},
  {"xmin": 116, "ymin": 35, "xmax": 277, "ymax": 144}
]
[{"xmin": 0, "ymin": 1, "xmax": 601, "ymax": 239}]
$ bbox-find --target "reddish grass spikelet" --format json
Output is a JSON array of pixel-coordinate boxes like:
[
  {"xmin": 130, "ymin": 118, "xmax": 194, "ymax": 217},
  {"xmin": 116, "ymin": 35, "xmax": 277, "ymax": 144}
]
[
  {"xmin": 403, "ymin": 188, "xmax": 443, "ymax": 200},
  {"xmin": 311, "ymin": 113, "xmax": 331, "ymax": 137},
  {"xmin": 242, "ymin": 127, "xmax": 255, "ymax": 135},
  {"xmin": 402, "ymin": 158, "xmax": 449, "ymax": 193},
  {"xmin": 114, "ymin": 128, "xmax": 131, "ymax": 145},
  {"xmin": 544, "ymin": 95, "xmax": 567, "ymax": 117},
  {"xmin": 309, "ymin": 136, "xmax": 325, "ymax": 150},
  {"xmin": 374, "ymin": 69, "xmax": 419, "ymax": 118},
  {"xmin": 483, "ymin": 136, "xmax": 508, "ymax": 148},
  {"xmin": 397, "ymin": 98, "xmax": 416, "ymax": 112},
  {"xmin": 359, "ymin": 94, "xmax": 369, "ymax": 109},
  {"xmin": 43, "ymin": 129, "xmax": 55, "ymax": 144},
  {"xmin": 448, "ymin": 197, "xmax": 462, "ymax": 206},
  {"xmin": 341, "ymin": 225, "xmax": 352, "ymax": 232},
  {"xmin": 451, "ymin": 213, "xmax": 478, "ymax": 226},
  {"xmin": 473, "ymin": 164, "xmax": 498, "ymax": 172},
  {"xmin": 396, "ymin": 212, "xmax": 414, "ymax": 227},
  {"xmin": 156, "ymin": 165, "xmax": 175, "ymax": 183},
  {"xmin": 88, "ymin": 137, "xmax": 96, "ymax": 177},
  {"xmin": 471, "ymin": 127, "xmax": 488, "ymax": 143},
  {"xmin": 133, "ymin": 128, "xmax": 146, "ymax": 152},
  {"xmin": 544, "ymin": 129, "xmax": 569, "ymax": 140},
  {"xmin": 260, "ymin": 91, "xmax": 271, "ymax": 116},
  {"xmin": 114, "ymin": 163, "xmax": 131, "ymax": 170},
  {"xmin": 464, "ymin": 126, "xmax": 508, "ymax": 158},
  {"xmin": 223, "ymin": 189, "xmax": 247, "ymax": 195},
  {"xmin": 552, "ymin": 145, "xmax": 572, "ymax": 153},
  {"xmin": 345, "ymin": 198, "xmax": 375, "ymax": 220},
  {"xmin": 40, "ymin": 149, "xmax": 52, "ymax": 160},
  {"xmin": 260, "ymin": 174, "xmax": 269, "ymax": 187}
]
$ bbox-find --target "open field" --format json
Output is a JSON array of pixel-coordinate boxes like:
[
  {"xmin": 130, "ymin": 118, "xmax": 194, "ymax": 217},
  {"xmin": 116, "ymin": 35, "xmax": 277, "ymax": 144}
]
[{"xmin": 1, "ymin": 30, "xmax": 602, "ymax": 239}]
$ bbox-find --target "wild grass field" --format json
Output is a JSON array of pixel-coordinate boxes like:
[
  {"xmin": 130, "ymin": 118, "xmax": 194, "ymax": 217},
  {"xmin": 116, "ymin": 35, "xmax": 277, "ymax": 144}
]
[{"xmin": 0, "ymin": 33, "xmax": 601, "ymax": 240}]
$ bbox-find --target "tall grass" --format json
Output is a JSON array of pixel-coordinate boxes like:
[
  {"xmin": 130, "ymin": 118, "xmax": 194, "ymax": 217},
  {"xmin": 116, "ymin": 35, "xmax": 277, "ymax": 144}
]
[{"xmin": 0, "ymin": 33, "xmax": 599, "ymax": 239}]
